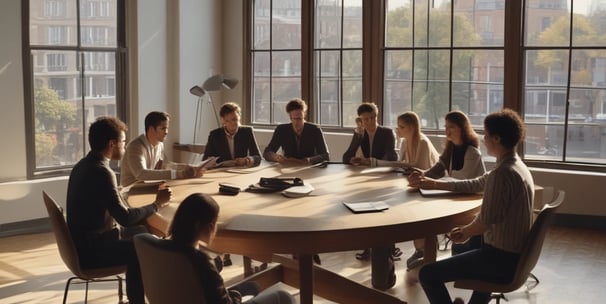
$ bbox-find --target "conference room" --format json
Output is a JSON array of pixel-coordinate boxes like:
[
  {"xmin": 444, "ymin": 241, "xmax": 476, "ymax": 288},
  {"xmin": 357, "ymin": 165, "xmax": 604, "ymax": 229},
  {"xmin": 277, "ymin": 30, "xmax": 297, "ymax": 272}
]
[{"xmin": 2, "ymin": 1, "xmax": 606, "ymax": 303}]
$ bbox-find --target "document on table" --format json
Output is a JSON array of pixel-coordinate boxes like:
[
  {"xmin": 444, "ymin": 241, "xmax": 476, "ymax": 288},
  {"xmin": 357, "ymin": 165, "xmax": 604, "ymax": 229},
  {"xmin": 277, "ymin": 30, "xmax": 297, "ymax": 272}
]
[{"xmin": 343, "ymin": 201, "xmax": 389, "ymax": 214}]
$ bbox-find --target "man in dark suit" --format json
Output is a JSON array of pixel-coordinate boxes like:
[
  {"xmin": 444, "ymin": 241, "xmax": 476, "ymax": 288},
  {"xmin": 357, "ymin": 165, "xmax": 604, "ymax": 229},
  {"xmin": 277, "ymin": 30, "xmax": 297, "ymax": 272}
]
[
  {"xmin": 263, "ymin": 98, "xmax": 329, "ymax": 165},
  {"xmin": 203, "ymin": 102, "xmax": 262, "ymax": 167},
  {"xmin": 67, "ymin": 116, "xmax": 171, "ymax": 304},
  {"xmin": 342, "ymin": 102, "xmax": 398, "ymax": 164}
]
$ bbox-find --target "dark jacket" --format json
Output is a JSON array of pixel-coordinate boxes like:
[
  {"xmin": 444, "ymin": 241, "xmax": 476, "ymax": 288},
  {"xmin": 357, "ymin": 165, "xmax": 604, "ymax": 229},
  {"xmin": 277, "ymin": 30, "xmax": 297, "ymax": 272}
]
[
  {"xmin": 203, "ymin": 126, "xmax": 262, "ymax": 166},
  {"xmin": 342, "ymin": 126, "xmax": 397, "ymax": 163},
  {"xmin": 263, "ymin": 122, "xmax": 330, "ymax": 164}
]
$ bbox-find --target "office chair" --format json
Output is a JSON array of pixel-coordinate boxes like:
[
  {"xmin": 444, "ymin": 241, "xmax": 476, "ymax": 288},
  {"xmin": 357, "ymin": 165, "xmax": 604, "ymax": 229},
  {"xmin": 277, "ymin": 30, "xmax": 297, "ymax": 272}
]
[
  {"xmin": 133, "ymin": 233, "xmax": 207, "ymax": 304},
  {"xmin": 42, "ymin": 191, "xmax": 126, "ymax": 304},
  {"xmin": 454, "ymin": 190, "xmax": 565, "ymax": 303}
]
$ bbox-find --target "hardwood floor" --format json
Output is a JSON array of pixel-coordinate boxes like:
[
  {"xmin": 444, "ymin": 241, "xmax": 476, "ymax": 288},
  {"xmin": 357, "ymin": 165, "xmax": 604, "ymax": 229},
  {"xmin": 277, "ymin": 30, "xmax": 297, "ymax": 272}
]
[{"xmin": 1, "ymin": 226, "xmax": 605, "ymax": 303}]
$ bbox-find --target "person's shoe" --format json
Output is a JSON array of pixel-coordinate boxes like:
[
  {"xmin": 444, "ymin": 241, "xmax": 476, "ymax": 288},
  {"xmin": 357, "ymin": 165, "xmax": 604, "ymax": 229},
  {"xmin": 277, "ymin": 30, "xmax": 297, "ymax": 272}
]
[
  {"xmin": 453, "ymin": 297, "xmax": 465, "ymax": 304},
  {"xmin": 406, "ymin": 249, "xmax": 424, "ymax": 269},
  {"xmin": 355, "ymin": 248, "xmax": 371, "ymax": 261},
  {"xmin": 222, "ymin": 254, "xmax": 233, "ymax": 266}
]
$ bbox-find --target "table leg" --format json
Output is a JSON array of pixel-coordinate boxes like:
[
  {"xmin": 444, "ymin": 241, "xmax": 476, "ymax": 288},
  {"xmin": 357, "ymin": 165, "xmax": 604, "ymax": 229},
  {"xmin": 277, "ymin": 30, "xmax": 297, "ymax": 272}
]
[{"xmin": 298, "ymin": 254, "xmax": 314, "ymax": 304}]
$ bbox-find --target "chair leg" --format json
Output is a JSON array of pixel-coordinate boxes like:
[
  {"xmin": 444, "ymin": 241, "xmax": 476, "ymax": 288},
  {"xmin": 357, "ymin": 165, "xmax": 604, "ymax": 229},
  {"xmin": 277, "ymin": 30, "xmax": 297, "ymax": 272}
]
[
  {"xmin": 490, "ymin": 292, "xmax": 507, "ymax": 303},
  {"xmin": 117, "ymin": 275, "xmax": 125, "ymax": 304},
  {"xmin": 526, "ymin": 273, "xmax": 540, "ymax": 291},
  {"xmin": 63, "ymin": 276, "xmax": 77, "ymax": 304}
]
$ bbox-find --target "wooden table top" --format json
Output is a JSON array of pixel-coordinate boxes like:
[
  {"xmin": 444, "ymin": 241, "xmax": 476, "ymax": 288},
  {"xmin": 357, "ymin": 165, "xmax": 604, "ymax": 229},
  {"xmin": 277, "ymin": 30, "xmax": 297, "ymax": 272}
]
[{"xmin": 126, "ymin": 163, "xmax": 482, "ymax": 256}]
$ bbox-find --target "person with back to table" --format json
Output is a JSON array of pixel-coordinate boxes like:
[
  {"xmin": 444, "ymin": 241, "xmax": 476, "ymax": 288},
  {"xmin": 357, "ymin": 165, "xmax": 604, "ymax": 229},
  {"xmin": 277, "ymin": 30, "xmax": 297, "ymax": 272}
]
[
  {"xmin": 415, "ymin": 109, "xmax": 534, "ymax": 304},
  {"xmin": 263, "ymin": 98, "xmax": 329, "ymax": 165},
  {"xmin": 203, "ymin": 102, "xmax": 261, "ymax": 168},
  {"xmin": 405, "ymin": 110, "xmax": 486, "ymax": 270},
  {"xmin": 166, "ymin": 192, "xmax": 296, "ymax": 304},
  {"xmin": 341, "ymin": 102, "xmax": 399, "ymax": 291},
  {"xmin": 67, "ymin": 117, "xmax": 172, "ymax": 304},
  {"xmin": 120, "ymin": 111, "xmax": 205, "ymax": 187},
  {"xmin": 203, "ymin": 102, "xmax": 262, "ymax": 268}
]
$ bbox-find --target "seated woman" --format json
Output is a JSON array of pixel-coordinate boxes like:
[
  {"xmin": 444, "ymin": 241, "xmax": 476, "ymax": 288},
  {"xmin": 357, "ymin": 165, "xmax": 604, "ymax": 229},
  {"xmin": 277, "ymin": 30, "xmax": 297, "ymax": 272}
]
[
  {"xmin": 203, "ymin": 102, "xmax": 261, "ymax": 167},
  {"xmin": 168, "ymin": 192, "xmax": 296, "ymax": 304},
  {"xmin": 374, "ymin": 111, "xmax": 440, "ymax": 170},
  {"xmin": 406, "ymin": 110, "xmax": 486, "ymax": 269},
  {"xmin": 263, "ymin": 98, "xmax": 329, "ymax": 165},
  {"xmin": 417, "ymin": 109, "xmax": 534, "ymax": 304},
  {"xmin": 342, "ymin": 102, "xmax": 398, "ymax": 165}
]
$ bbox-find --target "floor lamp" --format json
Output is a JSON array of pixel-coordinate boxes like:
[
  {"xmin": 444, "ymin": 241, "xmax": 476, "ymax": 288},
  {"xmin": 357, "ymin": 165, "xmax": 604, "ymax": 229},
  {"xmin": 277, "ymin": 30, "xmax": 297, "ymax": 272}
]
[{"xmin": 189, "ymin": 85, "xmax": 205, "ymax": 145}]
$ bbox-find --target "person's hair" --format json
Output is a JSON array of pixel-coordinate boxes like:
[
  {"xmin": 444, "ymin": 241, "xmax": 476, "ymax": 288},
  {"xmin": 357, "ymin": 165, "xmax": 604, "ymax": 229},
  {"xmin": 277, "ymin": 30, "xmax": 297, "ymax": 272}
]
[
  {"xmin": 88, "ymin": 116, "xmax": 127, "ymax": 152},
  {"xmin": 286, "ymin": 98, "xmax": 307, "ymax": 113},
  {"xmin": 444, "ymin": 111, "xmax": 480, "ymax": 148},
  {"xmin": 357, "ymin": 102, "xmax": 379, "ymax": 116},
  {"xmin": 144, "ymin": 111, "xmax": 170, "ymax": 134},
  {"xmin": 168, "ymin": 193, "xmax": 220, "ymax": 246},
  {"xmin": 484, "ymin": 108, "xmax": 526, "ymax": 150},
  {"xmin": 219, "ymin": 102, "xmax": 241, "ymax": 118},
  {"xmin": 398, "ymin": 111, "xmax": 422, "ymax": 159}
]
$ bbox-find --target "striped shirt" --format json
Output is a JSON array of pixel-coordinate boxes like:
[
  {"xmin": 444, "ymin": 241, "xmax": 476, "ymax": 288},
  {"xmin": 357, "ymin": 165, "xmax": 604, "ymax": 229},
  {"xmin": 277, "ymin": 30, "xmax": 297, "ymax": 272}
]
[{"xmin": 448, "ymin": 152, "xmax": 534, "ymax": 253}]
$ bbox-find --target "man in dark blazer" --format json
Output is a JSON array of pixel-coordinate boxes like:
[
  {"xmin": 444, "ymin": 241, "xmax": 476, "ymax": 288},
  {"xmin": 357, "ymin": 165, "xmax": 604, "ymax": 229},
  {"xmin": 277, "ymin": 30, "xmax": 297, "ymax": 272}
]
[
  {"xmin": 67, "ymin": 116, "xmax": 171, "ymax": 304},
  {"xmin": 342, "ymin": 102, "xmax": 398, "ymax": 164},
  {"xmin": 263, "ymin": 98, "xmax": 329, "ymax": 165},
  {"xmin": 203, "ymin": 102, "xmax": 262, "ymax": 167}
]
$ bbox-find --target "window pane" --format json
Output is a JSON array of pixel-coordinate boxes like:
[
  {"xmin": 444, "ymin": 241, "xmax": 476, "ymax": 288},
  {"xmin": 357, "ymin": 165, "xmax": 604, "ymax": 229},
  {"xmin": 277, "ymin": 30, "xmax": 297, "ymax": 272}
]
[
  {"xmin": 453, "ymin": 0, "xmax": 504, "ymax": 47},
  {"xmin": 272, "ymin": 0, "xmax": 301, "ymax": 49},
  {"xmin": 566, "ymin": 88, "xmax": 606, "ymax": 163},
  {"xmin": 316, "ymin": 50, "xmax": 340, "ymax": 125},
  {"xmin": 414, "ymin": 0, "xmax": 451, "ymax": 47},
  {"xmin": 253, "ymin": 0, "xmax": 271, "ymax": 49},
  {"xmin": 384, "ymin": 50, "xmax": 412, "ymax": 126},
  {"xmin": 252, "ymin": 52, "xmax": 271, "ymax": 123},
  {"xmin": 342, "ymin": 0, "xmax": 363, "ymax": 48},
  {"xmin": 571, "ymin": 2, "xmax": 605, "ymax": 47},
  {"xmin": 33, "ymin": 49, "xmax": 81, "ymax": 168},
  {"xmin": 452, "ymin": 50, "xmax": 504, "ymax": 121},
  {"xmin": 272, "ymin": 51, "xmax": 301, "ymax": 124},
  {"xmin": 524, "ymin": 0, "xmax": 571, "ymax": 47},
  {"xmin": 524, "ymin": 124, "xmax": 564, "ymax": 161},
  {"xmin": 81, "ymin": 0, "xmax": 117, "ymax": 47},
  {"xmin": 526, "ymin": 49, "xmax": 569, "ymax": 86},
  {"xmin": 342, "ymin": 50, "xmax": 362, "ymax": 125},
  {"xmin": 316, "ymin": 0, "xmax": 343, "ymax": 49},
  {"xmin": 385, "ymin": 0, "xmax": 413, "ymax": 47},
  {"xmin": 30, "ymin": 0, "xmax": 77, "ymax": 46}
]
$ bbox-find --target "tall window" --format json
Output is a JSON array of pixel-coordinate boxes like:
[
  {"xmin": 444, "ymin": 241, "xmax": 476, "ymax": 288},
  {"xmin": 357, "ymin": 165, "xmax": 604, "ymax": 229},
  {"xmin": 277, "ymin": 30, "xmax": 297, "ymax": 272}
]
[
  {"xmin": 250, "ymin": 0, "xmax": 302, "ymax": 124},
  {"xmin": 523, "ymin": 0, "xmax": 606, "ymax": 165},
  {"xmin": 25, "ymin": 0, "xmax": 126, "ymax": 177}
]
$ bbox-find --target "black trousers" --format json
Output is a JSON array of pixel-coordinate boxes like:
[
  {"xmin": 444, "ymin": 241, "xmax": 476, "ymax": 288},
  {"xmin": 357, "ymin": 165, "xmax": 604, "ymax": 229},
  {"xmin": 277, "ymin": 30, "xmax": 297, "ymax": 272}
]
[{"xmin": 77, "ymin": 226, "xmax": 147, "ymax": 304}]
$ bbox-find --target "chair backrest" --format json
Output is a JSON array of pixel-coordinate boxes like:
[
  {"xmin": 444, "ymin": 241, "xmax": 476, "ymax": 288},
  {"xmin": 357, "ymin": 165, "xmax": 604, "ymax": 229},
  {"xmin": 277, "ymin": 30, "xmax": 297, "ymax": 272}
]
[
  {"xmin": 134, "ymin": 233, "xmax": 207, "ymax": 304},
  {"xmin": 509, "ymin": 189, "xmax": 565, "ymax": 289},
  {"xmin": 42, "ymin": 191, "xmax": 83, "ymax": 276}
]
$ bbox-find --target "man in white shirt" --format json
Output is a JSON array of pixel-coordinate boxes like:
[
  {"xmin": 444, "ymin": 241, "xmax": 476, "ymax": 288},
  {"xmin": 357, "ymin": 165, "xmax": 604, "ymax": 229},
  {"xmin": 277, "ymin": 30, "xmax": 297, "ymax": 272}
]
[{"xmin": 120, "ymin": 111, "xmax": 204, "ymax": 187}]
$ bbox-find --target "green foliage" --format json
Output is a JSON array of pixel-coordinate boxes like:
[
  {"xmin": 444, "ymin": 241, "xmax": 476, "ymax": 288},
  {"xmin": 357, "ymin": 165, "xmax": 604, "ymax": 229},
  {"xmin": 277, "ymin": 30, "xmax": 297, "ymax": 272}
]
[{"xmin": 34, "ymin": 86, "xmax": 76, "ymax": 131}]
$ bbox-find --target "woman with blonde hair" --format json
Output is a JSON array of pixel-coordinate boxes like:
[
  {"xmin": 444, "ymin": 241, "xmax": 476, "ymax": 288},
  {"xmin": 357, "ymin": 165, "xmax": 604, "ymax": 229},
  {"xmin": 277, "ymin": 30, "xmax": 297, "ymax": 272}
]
[{"xmin": 374, "ymin": 111, "xmax": 439, "ymax": 170}]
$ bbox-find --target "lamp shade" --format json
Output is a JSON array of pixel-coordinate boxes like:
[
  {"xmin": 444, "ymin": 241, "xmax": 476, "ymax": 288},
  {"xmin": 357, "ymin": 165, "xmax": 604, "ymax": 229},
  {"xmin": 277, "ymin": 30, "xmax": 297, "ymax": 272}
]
[
  {"xmin": 202, "ymin": 74, "xmax": 238, "ymax": 92},
  {"xmin": 189, "ymin": 85, "xmax": 205, "ymax": 97}
]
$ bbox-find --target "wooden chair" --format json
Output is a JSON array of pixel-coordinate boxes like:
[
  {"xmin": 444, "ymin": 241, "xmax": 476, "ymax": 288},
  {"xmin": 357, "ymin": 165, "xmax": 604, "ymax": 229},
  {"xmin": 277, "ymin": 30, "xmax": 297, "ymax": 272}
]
[
  {"xmin": 42, "ymin": 191, "xmax": 126, "ymax": 304},
  {"xmin": 133, "ymin": 233, "xmax": 207, "ymax": 304},
  {"xmin": 454, "ymin": 190, "xmax": 565, "ymax": 303}
]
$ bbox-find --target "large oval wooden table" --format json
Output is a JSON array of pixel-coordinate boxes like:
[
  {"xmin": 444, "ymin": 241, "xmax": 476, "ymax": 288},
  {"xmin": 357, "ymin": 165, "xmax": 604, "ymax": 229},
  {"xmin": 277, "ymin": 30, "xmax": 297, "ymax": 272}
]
[{"xmin": 126, "ymin": 163, "xmax": 482, "ymax": 304}]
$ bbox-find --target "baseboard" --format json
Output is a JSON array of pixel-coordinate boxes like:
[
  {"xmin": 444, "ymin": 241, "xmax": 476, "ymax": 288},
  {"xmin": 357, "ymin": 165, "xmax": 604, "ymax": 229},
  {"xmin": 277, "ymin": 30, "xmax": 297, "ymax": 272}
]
[
  {"xmin": 0, "ymin": 218, "xmax": 50, "ymax": 238},
  {"xmin": 553, "ymin": 214, "xmax": 606, "ymax": 231}
]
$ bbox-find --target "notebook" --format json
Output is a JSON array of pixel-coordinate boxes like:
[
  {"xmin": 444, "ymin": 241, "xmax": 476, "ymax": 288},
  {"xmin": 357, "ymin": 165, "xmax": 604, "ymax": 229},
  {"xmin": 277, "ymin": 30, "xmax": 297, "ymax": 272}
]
[{"xmin": 343, "ymin": 201, "xmax": 389, "ymax": 214}]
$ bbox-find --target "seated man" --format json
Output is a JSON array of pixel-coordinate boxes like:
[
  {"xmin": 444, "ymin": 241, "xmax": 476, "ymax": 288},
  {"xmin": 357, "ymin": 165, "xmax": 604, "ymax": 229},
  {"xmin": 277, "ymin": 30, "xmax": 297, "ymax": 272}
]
[
  {"xmin": 342, "ymin": 102, "xmax": 398, "ymax": 165},
  {"xmin": 67, "ymin": 116, "xmax": 171, "ymax": 304},
  {"xmin": 203, "ymin": 102, "xmax": 261, "ymax": 167},
  {"xmin": 120, "ymin": 111, "xmax": 204, "ymax": 187},
  {"xmin": 263, "ymin": 98, "xmax": 329, "ymax": 165},
  {"xmin": 416, "ymin": 109, "xmax": 534, "ymax": 304}
]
